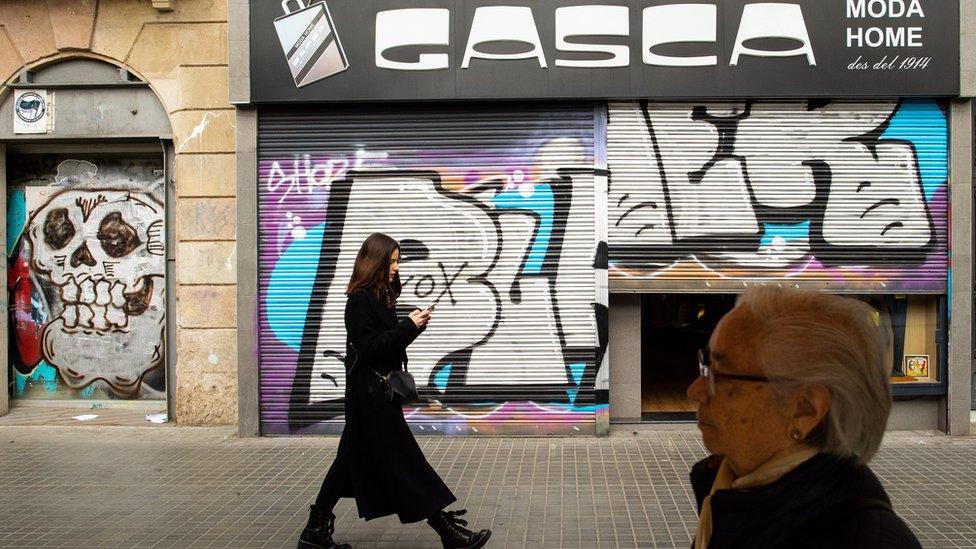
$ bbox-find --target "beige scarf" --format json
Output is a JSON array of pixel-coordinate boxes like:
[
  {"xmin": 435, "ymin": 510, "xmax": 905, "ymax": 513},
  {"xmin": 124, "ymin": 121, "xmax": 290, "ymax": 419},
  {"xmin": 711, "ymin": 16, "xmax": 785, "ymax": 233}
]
[{"xmin": 693, "ymin": 444, "xmax": 819, "ymax": 549}]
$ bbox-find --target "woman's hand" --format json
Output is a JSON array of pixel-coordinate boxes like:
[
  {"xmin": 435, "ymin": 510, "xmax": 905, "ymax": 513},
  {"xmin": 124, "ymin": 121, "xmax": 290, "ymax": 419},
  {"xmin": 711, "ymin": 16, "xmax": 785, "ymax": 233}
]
[{"xmin": 408, "ymin": 308, "xmax": 431, "ymax": 328}]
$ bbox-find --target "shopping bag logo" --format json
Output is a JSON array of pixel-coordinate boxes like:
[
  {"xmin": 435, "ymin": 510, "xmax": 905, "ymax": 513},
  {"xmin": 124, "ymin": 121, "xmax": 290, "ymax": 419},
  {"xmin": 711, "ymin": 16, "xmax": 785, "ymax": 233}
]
[{"xmin": 274, "ymin": 0, "xmax": 349, "ymax": 88}]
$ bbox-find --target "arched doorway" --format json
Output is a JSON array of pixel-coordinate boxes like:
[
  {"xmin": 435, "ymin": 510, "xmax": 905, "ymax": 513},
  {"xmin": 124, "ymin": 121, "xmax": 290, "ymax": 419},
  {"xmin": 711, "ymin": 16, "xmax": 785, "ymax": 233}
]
[{"xmin": 1, "ymin": 58, "xmax": 174, "ymax": 409}]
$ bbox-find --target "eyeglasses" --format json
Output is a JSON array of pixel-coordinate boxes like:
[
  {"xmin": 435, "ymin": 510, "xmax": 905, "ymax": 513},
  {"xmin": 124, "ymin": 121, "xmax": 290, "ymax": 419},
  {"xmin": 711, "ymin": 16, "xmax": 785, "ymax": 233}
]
[{"xmin": 697, "ymin": 348, "xmax": 773, "ymax": 397}]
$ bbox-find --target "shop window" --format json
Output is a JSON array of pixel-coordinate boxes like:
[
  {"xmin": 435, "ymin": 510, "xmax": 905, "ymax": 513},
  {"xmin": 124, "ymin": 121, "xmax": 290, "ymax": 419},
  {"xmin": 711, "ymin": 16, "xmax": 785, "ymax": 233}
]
[
  {"xmin": 640, "ymin": 294, "xmax": 736, "ymax": 420},
  {"xmin": 859, "ymin": 295, "xmax": 944, "ymax": 385},
  {"xmin": 638, "ymin": 293, "xmax": 944, "ymax": 422}
]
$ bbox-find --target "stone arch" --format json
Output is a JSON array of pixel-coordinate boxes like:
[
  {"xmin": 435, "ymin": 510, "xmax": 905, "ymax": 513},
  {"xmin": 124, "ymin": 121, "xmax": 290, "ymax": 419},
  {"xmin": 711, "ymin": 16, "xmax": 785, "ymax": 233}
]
[{"xmin": 0, "ymin": 55, "xmax": 173, "ymax": 139}]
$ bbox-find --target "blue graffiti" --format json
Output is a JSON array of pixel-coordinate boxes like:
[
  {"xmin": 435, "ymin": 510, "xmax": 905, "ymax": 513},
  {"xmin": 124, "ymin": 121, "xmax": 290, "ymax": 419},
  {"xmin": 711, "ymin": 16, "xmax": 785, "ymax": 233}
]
[
  {"xmin": 434, "ymin": 363, "xmax": 452, "ymax": 391},
  {"xmin": 15, "ymin": 362, "xmax": 99, "ymax": 398},
  {"xmin": 566, "ymin": 362, "xmax": 586, "ymax": 404},
  {"xmin": 14, "ymin": 362, "xmax": 59, "ymax": 395},
  {"xmin": 879, "ymin": 100, "xmax": 948, "ymax": 202},
  {"xmin": 267, "ymin": 223, "xmax": 326, "ymax": 351},
  {"xmin": 761, "ymin": 221, "xmax": 811, "ymax": 248},
  {"xmin": 6, "ymin": 188, "xmax": 26, "ymax": 255},
  {"xmin": 491, "ymin": 183, "xmax": 554, "ymax": 275}
]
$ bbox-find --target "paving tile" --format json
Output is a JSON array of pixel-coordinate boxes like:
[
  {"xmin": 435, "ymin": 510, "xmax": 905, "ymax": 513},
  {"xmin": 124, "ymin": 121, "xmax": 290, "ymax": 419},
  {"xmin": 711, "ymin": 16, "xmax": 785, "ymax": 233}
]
[{"xmin": 0, "ymin": 426, "xmax": 974, "ymax": 547}]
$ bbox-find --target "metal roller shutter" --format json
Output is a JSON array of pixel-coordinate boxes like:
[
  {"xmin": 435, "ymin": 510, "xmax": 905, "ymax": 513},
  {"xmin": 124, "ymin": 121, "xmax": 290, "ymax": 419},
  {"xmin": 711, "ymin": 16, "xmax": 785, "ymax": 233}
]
[
  {"xmin": 257, "ymin": 103, "xmax": 605, "ymax": 435},
  {"xmin": 7, "ymin": 153, "xmax": 167, "ymax": 401},
  {"xmin": 607, "ymin": 100, "xmax": 949, "ymax": 293}
]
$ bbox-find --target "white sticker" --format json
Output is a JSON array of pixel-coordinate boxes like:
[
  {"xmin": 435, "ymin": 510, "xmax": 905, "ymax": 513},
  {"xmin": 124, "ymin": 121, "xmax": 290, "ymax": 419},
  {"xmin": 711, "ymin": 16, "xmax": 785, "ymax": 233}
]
[{"xmin": 14, "ymin": 89, "xmax": 50, "ymax": 134}]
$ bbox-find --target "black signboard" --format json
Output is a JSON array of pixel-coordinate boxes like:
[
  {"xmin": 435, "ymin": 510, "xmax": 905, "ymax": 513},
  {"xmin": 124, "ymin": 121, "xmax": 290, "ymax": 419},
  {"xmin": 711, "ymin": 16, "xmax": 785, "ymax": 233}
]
[{"xmin": 250, "ymin": 0, "xmax": 960, "ymax": 102}]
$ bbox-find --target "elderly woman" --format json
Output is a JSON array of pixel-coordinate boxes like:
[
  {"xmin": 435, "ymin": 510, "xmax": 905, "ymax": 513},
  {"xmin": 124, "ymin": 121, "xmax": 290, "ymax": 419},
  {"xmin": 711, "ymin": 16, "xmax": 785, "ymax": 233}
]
[{"xmin": 687, "ymin": 287, "xmax": 921, "ymax": 549}]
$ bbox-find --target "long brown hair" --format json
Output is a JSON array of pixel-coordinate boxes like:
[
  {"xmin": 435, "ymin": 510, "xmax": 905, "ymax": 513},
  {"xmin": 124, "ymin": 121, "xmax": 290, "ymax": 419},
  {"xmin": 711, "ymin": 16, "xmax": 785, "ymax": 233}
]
[{"xmin": 346, "ymin": 233, "xmax": 401, "ymax": 307}]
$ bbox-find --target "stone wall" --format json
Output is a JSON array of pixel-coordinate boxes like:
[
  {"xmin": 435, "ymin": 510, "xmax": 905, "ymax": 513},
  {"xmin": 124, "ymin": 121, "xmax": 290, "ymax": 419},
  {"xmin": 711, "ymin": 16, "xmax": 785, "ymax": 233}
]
[{"xmin": 0, "ymin": 0, "xmax": 237, "ymax": 425}]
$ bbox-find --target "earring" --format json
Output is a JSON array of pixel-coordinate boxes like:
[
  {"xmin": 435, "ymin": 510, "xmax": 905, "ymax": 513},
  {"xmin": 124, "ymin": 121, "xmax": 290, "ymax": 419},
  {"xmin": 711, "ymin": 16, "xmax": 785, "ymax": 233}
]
[{"xmin": 790, "ymin": 428, "xmax": 803, "ymax": 441}]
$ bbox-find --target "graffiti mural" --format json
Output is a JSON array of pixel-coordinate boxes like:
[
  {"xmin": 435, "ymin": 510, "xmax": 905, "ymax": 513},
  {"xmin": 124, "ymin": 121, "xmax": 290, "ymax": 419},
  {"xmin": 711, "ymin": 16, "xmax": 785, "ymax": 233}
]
[
  {"xmin": 607, "ymin": 100, "xmax": 949, "ymax": 291},
  {"xmin": 7, "ymin": 157, "xmax": 166, "ymax": 399},
  {"xmin": 258, "ymin": 109, "xmax": 606, "ymax": 435}
]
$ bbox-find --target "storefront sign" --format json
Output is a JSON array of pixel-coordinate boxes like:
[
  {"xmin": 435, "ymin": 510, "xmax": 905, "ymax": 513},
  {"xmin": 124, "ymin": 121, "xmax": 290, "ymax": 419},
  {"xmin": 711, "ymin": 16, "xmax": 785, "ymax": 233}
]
[
  {"xmin": 13, "ymin": 90, "xmax": 50, "ymax": 134},
  {"xmin": 250, "ymin": 0, "xmax": 959, "ymax": 102}
]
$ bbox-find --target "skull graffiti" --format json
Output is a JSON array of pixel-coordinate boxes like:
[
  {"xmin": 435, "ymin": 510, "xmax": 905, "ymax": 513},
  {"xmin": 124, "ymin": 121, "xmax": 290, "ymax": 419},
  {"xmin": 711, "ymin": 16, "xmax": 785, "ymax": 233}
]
[{"xmin": 26, "ymin": 189, "xmax": 165, "ymax": 395}]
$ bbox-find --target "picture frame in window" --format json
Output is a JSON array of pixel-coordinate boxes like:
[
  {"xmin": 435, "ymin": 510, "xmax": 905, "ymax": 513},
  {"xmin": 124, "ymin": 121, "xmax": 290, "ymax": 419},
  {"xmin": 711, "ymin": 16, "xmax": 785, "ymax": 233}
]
[{"xmin": 904, "ymin": 354, "xmax": 930, "ymax": 378}]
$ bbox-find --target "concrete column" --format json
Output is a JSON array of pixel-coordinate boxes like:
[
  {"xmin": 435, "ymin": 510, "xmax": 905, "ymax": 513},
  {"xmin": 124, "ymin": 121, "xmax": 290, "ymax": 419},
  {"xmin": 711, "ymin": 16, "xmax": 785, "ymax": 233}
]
[
  {"xmin": 236, "ymin": 107, "xmax": 260, "ymax": 437},
  {"xmin": 0, "ymin": 145, "xmax": 7, "ymax": 416},
  {"xmin": 962, "ymin": 0, "xmax": 975, "ymax": 98},
  {"xmin": 229, "ymin": 0, "xmax": 250, "ymax": 105},
  {"xmin": 947, "ymin": 99, "xmax": 973, "ymax": 435},
  {"xmin": 165, "ymin": 142, "xmax": 177, "ymax": 420},
  {"xmin": 609, "ymin": 293, "xmax": 641, "ymax": 423}
]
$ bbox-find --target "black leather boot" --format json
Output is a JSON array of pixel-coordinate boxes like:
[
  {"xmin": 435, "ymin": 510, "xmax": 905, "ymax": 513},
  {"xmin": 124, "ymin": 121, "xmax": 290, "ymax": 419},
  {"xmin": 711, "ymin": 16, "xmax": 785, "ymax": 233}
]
[
  {"xmin": 427, "ymin": 509, "xmax": 491, "ymax": 549},
  {"xmin": 297, "ymin": 505, "xmax": 351, "ymax": 549}
]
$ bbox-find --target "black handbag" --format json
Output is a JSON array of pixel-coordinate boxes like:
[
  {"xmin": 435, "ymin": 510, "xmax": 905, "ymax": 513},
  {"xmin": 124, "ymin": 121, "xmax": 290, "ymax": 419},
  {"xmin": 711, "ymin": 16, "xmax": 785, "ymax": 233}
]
[
  {"xmin": 376, "ymin": 368, "xmax": 423, "ymax": 406},
  {"xmin": 347, "ymin": 341, "xmax": 424, "ymax": 406}
]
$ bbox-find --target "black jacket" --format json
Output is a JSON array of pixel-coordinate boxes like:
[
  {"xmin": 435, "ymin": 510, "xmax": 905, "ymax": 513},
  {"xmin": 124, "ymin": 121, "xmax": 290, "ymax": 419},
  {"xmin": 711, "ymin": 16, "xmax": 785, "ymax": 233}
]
[
  {"xmin": 689, "ymin": 453, "xmax": 921, "ymax": 549},
  {"xmin": 331, "ymin": 289, "xmax": 456, "ymax": 523}
]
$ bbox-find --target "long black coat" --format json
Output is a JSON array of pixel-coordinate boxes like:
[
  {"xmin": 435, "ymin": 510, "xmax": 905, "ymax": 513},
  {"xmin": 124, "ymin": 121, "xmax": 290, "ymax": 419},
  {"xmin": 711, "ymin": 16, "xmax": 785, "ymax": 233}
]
[
  {"xmin": 331, "ymin": 289, "xmax": 456, "ymax": 523},
  {"xmin": 689, "ymin": 453, "xmax": 921, "ymax": 549}
]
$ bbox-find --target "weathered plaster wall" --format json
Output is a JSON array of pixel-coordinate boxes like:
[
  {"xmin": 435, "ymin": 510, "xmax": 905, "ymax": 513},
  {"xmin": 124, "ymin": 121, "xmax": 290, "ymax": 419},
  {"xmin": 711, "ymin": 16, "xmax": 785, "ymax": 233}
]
[{"xmin": 0, "ymin": 0, "xmax": 237, "ymax": 425}]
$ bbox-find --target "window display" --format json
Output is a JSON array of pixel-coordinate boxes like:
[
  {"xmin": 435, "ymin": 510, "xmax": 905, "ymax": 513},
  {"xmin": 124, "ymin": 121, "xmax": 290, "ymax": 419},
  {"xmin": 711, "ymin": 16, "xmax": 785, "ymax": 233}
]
[{"xmin": 861, "ymin": 295, "xmax": 943, "ymax": 384}]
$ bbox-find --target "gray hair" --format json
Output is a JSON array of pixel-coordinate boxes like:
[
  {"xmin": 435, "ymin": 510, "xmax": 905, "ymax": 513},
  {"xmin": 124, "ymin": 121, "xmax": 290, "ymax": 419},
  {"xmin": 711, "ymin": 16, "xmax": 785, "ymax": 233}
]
[{"xmin": 734, "ymin": 286, "xmax": 891, "ymax": 463}]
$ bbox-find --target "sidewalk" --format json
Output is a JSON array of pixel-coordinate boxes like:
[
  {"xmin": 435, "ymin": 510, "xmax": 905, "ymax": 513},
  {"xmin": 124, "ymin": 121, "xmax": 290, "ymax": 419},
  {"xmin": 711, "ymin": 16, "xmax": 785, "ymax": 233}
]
[{"xmin": 0, "ymin": 421, "xmax": 974, "ymax": 548}]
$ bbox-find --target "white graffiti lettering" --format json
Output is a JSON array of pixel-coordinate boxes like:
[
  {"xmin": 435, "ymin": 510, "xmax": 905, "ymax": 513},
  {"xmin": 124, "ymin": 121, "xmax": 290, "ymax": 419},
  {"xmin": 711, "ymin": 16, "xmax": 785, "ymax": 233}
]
[
  {"xmin": 608, "ymin": 100, "xmax": 940, "ymax": 272},
  {"xmin": 298, "ymin": 167, "xmax": 602, "ymax": 410},
  {"xmin": 265, "ymin": 150, "xmax": 391, "ymax": 203}
]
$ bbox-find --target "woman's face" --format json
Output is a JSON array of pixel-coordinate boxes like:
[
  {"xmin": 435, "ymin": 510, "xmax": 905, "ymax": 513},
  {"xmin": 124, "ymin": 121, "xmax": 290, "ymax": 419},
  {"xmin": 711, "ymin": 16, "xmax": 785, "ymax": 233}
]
[
  {"xmin": 687, "ymin": 306, "xmax": 797, "ymax": 476},
  {"xmin": 388, "ymin": 248, "xmax": 400, "ymax": 282}
]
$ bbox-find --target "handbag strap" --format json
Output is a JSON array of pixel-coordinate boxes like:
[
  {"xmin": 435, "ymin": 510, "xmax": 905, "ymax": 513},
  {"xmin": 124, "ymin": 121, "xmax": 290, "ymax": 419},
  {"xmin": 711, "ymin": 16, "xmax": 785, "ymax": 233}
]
[
  {"xmin": 346, "ymin": 341, "xmax": 385, "ymax": 379},
  {"xmin": 347, "ymin": 339, "xmax": 409, "ymax": 380},
  {"xmin": 346, "ymin": 341, "xmax": 358, "ymax": 372}
]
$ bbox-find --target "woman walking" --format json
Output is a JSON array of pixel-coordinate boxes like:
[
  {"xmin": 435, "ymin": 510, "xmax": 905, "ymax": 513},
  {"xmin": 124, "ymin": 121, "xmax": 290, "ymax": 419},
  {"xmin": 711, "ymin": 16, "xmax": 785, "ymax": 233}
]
[{"xmin": 298, "ymin": 233, "xmax": 491, "ymax": 549}]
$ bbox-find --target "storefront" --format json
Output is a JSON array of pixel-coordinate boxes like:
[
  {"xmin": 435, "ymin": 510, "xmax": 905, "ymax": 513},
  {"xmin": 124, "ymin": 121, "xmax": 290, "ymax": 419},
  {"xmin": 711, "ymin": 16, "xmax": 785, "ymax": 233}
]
[
  {"xmin": 255, "ymin": 103, "xmax": 607, "ymax": 435},
  {"xmin": 236, "ymin": 0, "xmax": 968, "ymax": 436},
  {"xmin": 608, "ymin": 99, "xmax": 950, "ymax": 419}
]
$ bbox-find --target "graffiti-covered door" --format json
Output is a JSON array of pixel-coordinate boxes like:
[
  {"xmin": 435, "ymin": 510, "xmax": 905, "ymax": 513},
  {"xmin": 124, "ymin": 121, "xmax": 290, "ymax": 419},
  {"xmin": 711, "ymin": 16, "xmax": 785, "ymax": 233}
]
[
  {"xmin": 7, "ymin": 154, "xmax": 166, "ymax": 400},
  {"xmin": 258, "ymin": 103, "xmax": 605, "ymax": 435},
  {"xmin": 607, "ymin": 100, "xmax": 949, "ymax": 292}
]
